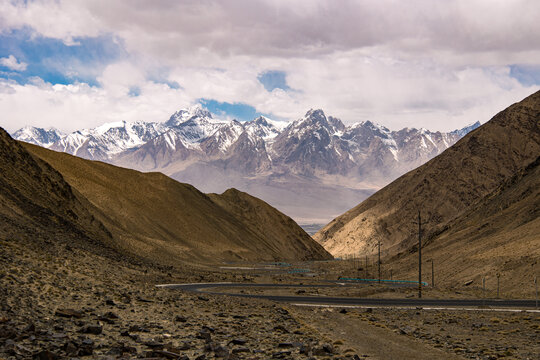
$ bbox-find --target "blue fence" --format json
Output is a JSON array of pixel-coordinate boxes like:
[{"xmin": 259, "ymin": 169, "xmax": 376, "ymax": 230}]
[{"xmin": 338, "ymin": 276, "xmax": 429, "ymax": 287}]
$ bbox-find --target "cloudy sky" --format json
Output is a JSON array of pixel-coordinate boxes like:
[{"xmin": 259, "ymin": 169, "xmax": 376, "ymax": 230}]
[{"xmin": 1, "ymin": 0, "xmax": 539, "ymax": 133}]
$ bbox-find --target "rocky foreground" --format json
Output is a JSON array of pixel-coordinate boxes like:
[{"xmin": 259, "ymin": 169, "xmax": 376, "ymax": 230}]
[
  {"xmin": 0, "ymin": 236, "xmax": 354, "ymax": 360},
  {"xmin": 2, "ymin": 234, "xmax": 539, "ymax": 360}
]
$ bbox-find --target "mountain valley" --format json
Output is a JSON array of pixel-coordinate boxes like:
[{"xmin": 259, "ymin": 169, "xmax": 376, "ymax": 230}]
[{"xmin": 13, "ymin": 107, "xmax": 480, "ymax": 225}]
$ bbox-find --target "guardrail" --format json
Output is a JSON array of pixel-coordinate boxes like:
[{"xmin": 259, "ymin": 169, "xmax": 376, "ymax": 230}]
[
  {"xmin": 287, "ymin": 269, "xmax": 312, "ymax": 274},
  {"xmin": 338, "ymin": 276, "xmax": 429, "ymax": 287}
]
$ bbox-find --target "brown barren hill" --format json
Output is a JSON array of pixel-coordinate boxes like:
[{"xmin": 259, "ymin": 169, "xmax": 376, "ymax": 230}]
[
  {"xmin": 24, "ymin": 142, "xmax": 331, "ymax": 264},
  {"xmin": 314, "ymin": 91, "xmax": 540, "ymax": 289},
  {"xmin": 208, "ymin": 188, "xmax": 330, "ymax": 260},
  {"xmin": 0, "ymin": 128, "xmax": 112, "ymax": 249}
]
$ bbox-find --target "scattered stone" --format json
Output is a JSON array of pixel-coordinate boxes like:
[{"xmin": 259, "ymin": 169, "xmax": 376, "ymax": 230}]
[
  {"xmin": 272, "ymin": 350, "xmax": 292, "ymax": 358},
  {"xmin": 197, "ymin": 329, "xmax": 212, "ymax": 343},
  {"xmin": 153, "ymin": 349, "xmax": 184, "ymax": 359},
  {"xmin": 278, "ymin": 342, "xmax": 294, "ymax": 348},
  {"xmin": 136, "ymin": 296, "xmax": 153, "ymax": 303},
  {"xmin": 105, "ymin": 299, "xmax": 116, "ymax": 306},
  {"xmin": 214, "ymin": 345, "xmax": 229, "ymax": 358},
  {"xmin": 232, "ymin": 347, "xmax": 250, "ymax": 354},
  {"xmin": 144, "ymin": 341, "xmax": 165, "ymax": 349},
  {"xmin": 175, "ymin": 315, "xmax": 187, "ymax": 322},
  {"xmin": 313, "ymin": 343, "xmax": 334, "ymax": 355},
  {"xmin": 399, "ymin": 326, "xmax": 417, "ymax": 335},
  {"xmin": 229, "ymin": 338, "xmax": 247, "ymax": 345},
  {"xmin": 32, "ymin": 350, "xmax": 59, "ymax": 360},
  {"xmin": 464, "ymin": 280, "xmax": 474, "ymax": 286},
  {"xmin": 273, "ymin": 325, "xmax": 289, "ymax": 333},
  {"xmin": 23, "ymin": 322, "xmax": 36, "ymax": 333},
  {"xmin": 129, "ymin": 324, "xmax": 146, "ymax": 332},
  {"xmin": 79, "ymin": 324, "xmax": 103, "ymax": 335},
  {"xmin": 55, "ymin": 309, "xmax": 83, "ymax": 318},
  {"xmin": 202, "ymin": 325, "xmax": 215, "ymax": 332},
  {"xmin": 299, "ymin": 343, "xmax": 311, "ymax": 354},
  {"xmin": 197, "ymin": 296, "xmax": 209, "ymax": 302},
  {"xmin": 177, "ymin": 342, "xmax": 191, "ymax": 350}
]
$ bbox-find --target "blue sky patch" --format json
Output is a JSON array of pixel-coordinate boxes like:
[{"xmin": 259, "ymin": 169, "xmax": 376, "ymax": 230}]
[
  {"xmin": 509, "ymin": 65, "xmax": 540, "ymax": 86},
  {"xmin": 0, "ymin": 27, "xmax": 125, "ymax": 86},
  {"xmin": 128, "ymin": 86, "xmax": 141, "ymax": 97},
  {"xmin": 258, "ymin": 70, "xmax": 290, "ymax": 92},
  {"xmin": 199, "ymin": 99, "xmax": 272, "ymax": 122}
]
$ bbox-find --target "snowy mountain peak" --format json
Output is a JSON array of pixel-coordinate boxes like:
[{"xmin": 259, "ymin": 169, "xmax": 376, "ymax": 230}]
[
  {"xmin": 451, "ymin": 121, "xmax": 481, "ymax": 137},
  {"xmin": 166, "ymin": 104, "xmax": 213, "ymax": 127},
  {"xmin": 253, "ymin": 116, "xmax": 271, "ymax": 126},
  {"xmin": 304, "ymin": 108, "xmax": 326, "ymax": 122},
  {"xmin": 12, "ymin": 126, "xmax": 64, "ymax": 148},
  {"xmin": 245, "ymin": 116, "xmax": 284, "ymax": 140}
]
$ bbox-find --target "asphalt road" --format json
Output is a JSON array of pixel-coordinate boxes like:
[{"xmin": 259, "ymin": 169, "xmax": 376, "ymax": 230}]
[{"xmin": 158, "ymin": 282, "xmax": 539, "ymax": 309}]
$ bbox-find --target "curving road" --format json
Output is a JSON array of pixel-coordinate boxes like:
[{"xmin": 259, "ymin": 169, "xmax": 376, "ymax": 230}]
[{"xmin": 157, "ymin": 282, "xmax": 539, "ymax": 309}]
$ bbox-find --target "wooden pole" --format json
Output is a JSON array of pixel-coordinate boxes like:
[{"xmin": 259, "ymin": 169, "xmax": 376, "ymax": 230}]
[
  {"xmin": 482, "ymin": 276, "xmax": 486, "ymax": 307},
  {"xmin": 378, "ymin": 240, "xmax": 381, "ymax": 283},
  {"xmin": 535, "ymin": 276, "xmax": 538, "ymax": 309},
  {"xmin": 418, "ymin": 210, "xmax": 422, "ymax": 299},
  {"xmin": 496, "ymin": 273, "xmax": 500, "ymax": 298},
  {"xmin": 431, "ymin": 260, "xmax": 434, "ymax": 288},
  {"xmin": 365, "ymin": 255, "xmax": 368, "ymax": 279}
]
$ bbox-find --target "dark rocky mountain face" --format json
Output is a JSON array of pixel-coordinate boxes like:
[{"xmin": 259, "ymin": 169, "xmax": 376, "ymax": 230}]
[{"xmin": 12, "ymin": 107, "xmax": 479, "ymax": 223}]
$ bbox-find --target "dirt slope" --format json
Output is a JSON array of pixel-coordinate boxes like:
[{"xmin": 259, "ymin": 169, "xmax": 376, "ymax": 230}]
[
  {"xmin": 314, "ymin": 91, "xmax": 540, "ymax": 289},
  {"xmin": 208, "ymin": 188, "xmax": 330, "ymax": 260},
  {"xmin": 24, "ymin": 142, "xmax": 331, "ymax": 263},
  {"xmin": 0, "ymin": 127, "xmax": 112, "ymax": 250}
]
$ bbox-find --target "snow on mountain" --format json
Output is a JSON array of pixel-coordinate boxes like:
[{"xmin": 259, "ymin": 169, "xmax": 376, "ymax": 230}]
[
  {"xmin": 12, "ymin": 126, "xmax": 64, "ymax": 148},
  {"xmin": 165, "ymin": 104, "xmax": 214, "ymax": 127},
  {"xmin": 12, "ymin": 106, "xmax": 482, "ymax": 224},
  {"xmin": 12, "ymin": 106, "xmax": 479, "ymax": 179},
  {"xmin": 47, "ymin": 120, "xmax": 165, "ymax": 161},
  {"xmin": 450, "ymin": 121, "xmax": 481, "ymax": 137},
  {"xmin": 244, "ymin": 116, "xmax": 286, "ymax": 141}
]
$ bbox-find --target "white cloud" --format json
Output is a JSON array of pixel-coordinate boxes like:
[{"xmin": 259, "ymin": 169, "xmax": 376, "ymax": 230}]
[
  {"xmin": 0, "ymin": 0, "xmax": 539, "ymax": 133},
  {"xmin": 0, "ymin": 77, "xmax": 195, "ymax": 133},
  {"xmin": 0, "ymin": 55, "xmax": 28, "ymax": 71}
]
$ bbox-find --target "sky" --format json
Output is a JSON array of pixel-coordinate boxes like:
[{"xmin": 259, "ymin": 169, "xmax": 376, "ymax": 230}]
[{"xmin": 1, "ymin": 0, "xmax": 540, "ymax": 133}]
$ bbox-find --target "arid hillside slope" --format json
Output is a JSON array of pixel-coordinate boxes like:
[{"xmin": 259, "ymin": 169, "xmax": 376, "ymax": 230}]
[
  {"xmin": 0, "ymin": 127, "xmax": 112, "ymax": 250},
  {"xmin": 24, "ymin": 142, "xmax": 331, "ymax": 263},
  {"xmin": 314, "ymin": 91, "xmax": 540, "ymax": 288},
  {"xmin": 208, "ymin": 188, "xmax": 329, "ymax": 260}
]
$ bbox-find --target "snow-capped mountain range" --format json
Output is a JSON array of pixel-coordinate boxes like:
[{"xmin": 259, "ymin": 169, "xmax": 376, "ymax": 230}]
[{"xmin": 12, "ymin": 105, "xmax": 480, "ymax": 223}]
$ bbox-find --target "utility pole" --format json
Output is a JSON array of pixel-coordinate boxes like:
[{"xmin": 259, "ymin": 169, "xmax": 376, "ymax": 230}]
[
  {"xmin": 417, "ymin": 211, "xmax": 422, "ymax": 298},
  {"xmin": 496, "ymin": 273, "xmax": 500, "ymax": 298},
  {"xmin": 390, "ymin": 269, "xmax": 393, "ymax": 280},
  {"xmin": 482, "ymin": 276, "xmax": 486, "ymax": 307},
  {"xmin": 413, "ymin": 210, "xmax": 429, "ymax": 298},
  {"xmin": 365, "ymin": 255, "xmax": 368, "ymax": 279},
  {"xmin": 431, "ymin": 260, "xmax": 435, "ymax": 288},
  {"xmin": 535, "ymin": 276, "xmax": 538, "ymax": 309},
  {"xmin": 378, "ymin": 240, "xmax": 381, "ymax": 283}
]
